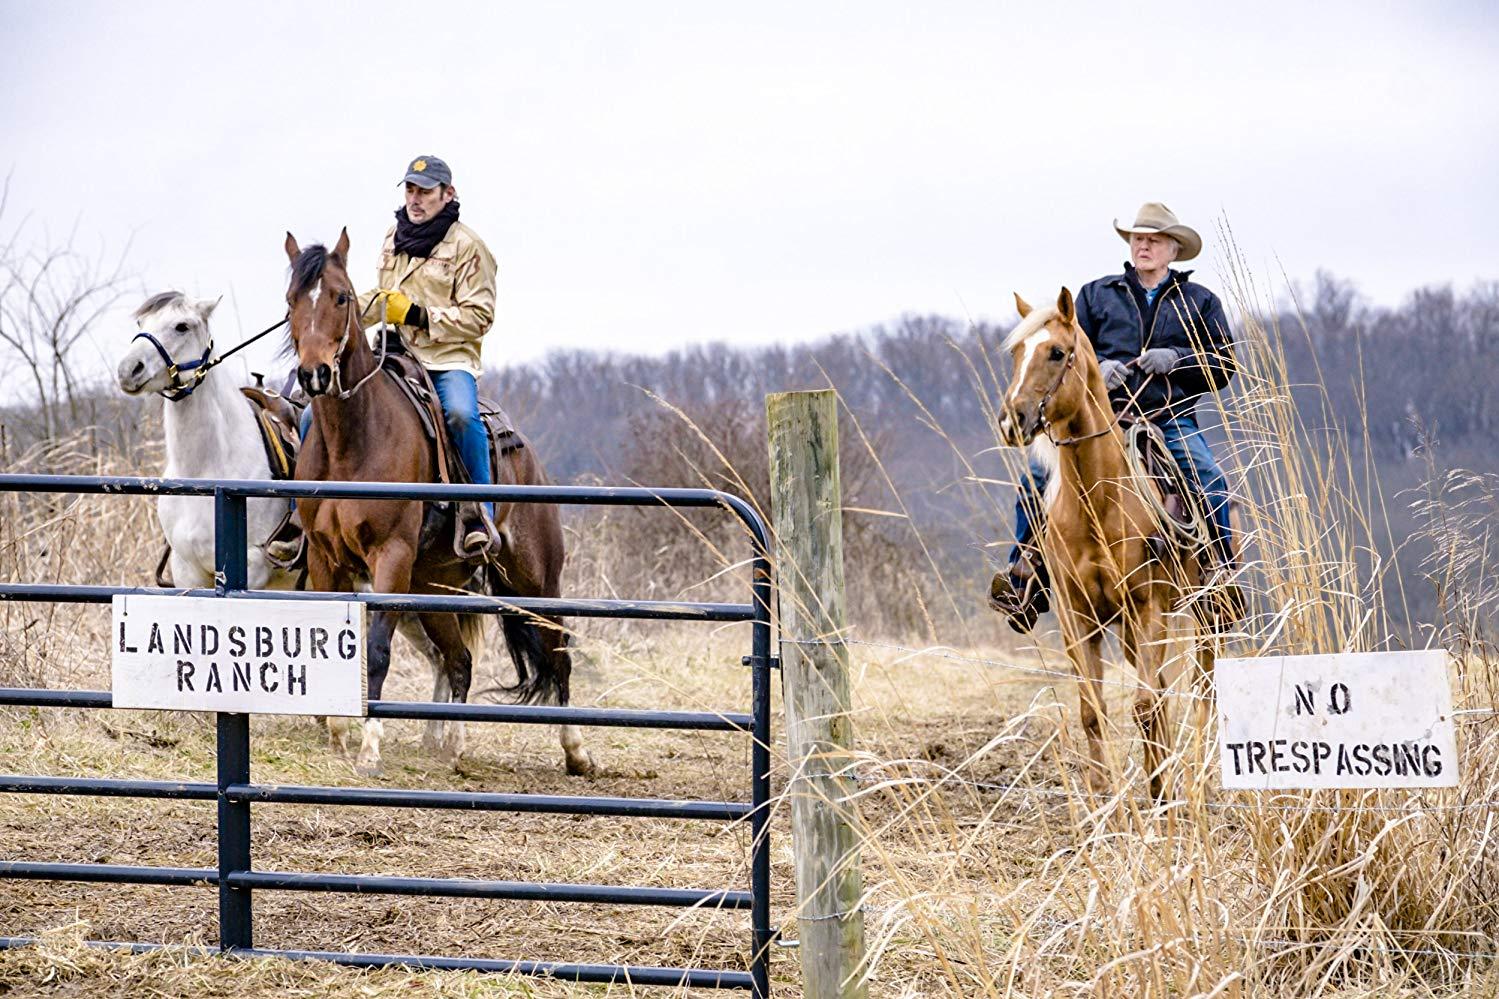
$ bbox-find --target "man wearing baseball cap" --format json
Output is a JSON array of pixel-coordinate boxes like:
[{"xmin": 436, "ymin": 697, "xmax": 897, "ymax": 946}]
[
  {"xmin": 363, "ymin": 154, "xmax": 500, "ymax": 557},
  {"xmin": 989, "ymin": 202, "xmax": 1241, "ymax": 631}
]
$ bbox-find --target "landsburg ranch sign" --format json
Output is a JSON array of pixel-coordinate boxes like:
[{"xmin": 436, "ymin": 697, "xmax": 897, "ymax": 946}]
[{"xmin": 111, "ymin": 594, "xmax": 367, "ymax": 716}]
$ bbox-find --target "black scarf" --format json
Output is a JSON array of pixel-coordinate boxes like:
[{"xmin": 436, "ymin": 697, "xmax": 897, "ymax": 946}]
[{"xmin": 393, "ymin": 200, "xmax": 460, "ymax": 258}]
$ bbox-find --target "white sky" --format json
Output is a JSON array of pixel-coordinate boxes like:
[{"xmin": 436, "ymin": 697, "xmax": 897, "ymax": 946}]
[{"xmin": 3, "ymin": 0, "xmax": 1497, "ymax": 381}]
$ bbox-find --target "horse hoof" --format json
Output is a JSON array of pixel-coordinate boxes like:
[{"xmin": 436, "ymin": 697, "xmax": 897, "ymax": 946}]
[
  {"xmin": 566, "ymin": 752, "xmax": 596, "ymax": 777},
  {"xmin": 354, "ymin": 759, "xmax": 383, "ymax": 778}
]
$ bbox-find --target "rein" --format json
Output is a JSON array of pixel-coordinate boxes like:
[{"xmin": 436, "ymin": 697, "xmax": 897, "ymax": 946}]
[
  {"xmin": 323, "ymin": 291, "xmax": 389, "ymax": 400},
  {"xmin": 134, "ymin": 314, "xmax": 290, "ymax": 402},
  {"xmin": 1035, "ymin": 349, "xmax": 1169, "ymax": 447}
]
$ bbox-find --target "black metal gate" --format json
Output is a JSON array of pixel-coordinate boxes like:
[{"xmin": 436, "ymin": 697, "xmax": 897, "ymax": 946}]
[{"xmin": 0, "ymin": 474, "xmax": 775, "ymax": 995}]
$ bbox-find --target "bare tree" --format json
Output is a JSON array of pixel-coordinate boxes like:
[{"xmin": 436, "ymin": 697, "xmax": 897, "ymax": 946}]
[{"xmin": 0, "ymin": 175, "xmax": 135, "ymax": 442}]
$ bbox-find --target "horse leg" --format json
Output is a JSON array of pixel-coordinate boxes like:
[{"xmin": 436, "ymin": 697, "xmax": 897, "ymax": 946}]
[
  {"xmin": 395, "ymin": 615, "xmax": 450, "ymax": 753},
  {"xmin": 1189, "ymin": 631, "xmax": 1219, "ymax": 789},
  {"xmin": 356, "ymin": 542, "xmax": 416, "ymax": 775},
  {"xmin": 1064, "ymin": 626, "xmax": 1110, "ymax": 797},
  {"xmin": 351, "ymin": 610, "xmax": 401, "ymax": 775},
  {"xmin": 1121, "ymin": 601, "xmax": 1171, "ymax": 803},
  {"xmin": 416, "ymin": 612, "xmax": 473, "ymax": 767},
  {"xmin": 544, "ymin": 622, "xmax": 594, "ymax": 777},
  {"xmin": 305, "ymin": 546, "xmax": 355, "ymax": 756}
]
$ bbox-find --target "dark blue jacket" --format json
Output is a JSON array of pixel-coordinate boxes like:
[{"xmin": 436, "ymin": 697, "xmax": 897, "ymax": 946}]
[{"xmin": 1075, "ymin": 265, "xmax": 1235, "ymax": 420}]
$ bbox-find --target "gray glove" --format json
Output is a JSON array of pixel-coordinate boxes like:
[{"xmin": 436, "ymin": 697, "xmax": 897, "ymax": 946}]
[
  {"xmin": 1136, "ymin": 347, "xmax": 1179, "ymax": 375},
  {"xmin": 1098, "ymin": 358, "xmax": 1129, "ymax": 390}
]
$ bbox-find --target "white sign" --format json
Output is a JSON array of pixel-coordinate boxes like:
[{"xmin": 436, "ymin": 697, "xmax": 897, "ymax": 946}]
[
  {"xmin": 1217, "ymin": 650, "xmax": 1458, "ymax": 790},
  {"xmin": 111, "ymin": 595, "xmax": 366, "ymax": 716}
]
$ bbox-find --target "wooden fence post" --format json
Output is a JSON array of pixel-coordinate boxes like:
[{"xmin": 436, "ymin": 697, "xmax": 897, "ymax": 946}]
[{"xmin": 766, "ymin": 389, "xmax": 867, "ymax": 998}]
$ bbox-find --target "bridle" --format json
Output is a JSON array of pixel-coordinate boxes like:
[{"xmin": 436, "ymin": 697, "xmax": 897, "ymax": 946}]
[
  {"xmin": 133, "ymin": 315, "xmax": 290, "ymax": 402},
  {"xmin": 1020, "ymin": 331, "xmax": 1160, "ymax": 448},
  {"xmin": 302, "ymin": 286, "xmax": 389, "ymax": 401}
]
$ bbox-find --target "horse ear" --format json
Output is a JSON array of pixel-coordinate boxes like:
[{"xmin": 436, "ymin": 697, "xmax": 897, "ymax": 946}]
[
  {"xmin": 284, "ymin": 232, "xmax": 300, "ymax": 263},
  {"xmin": 195, "ymin": 295, "xmax": 222, "ymax": 321},
  {"xmin": 1056, "ymin": 287, "xmax": 1075, "ymax": 324},
  {"xmin": 1014, "ymin": 293, "xmax": 1033, "ymax": 319},
  {"xmin": 332, "ymin": 227, "xmax": 350, "ymax": 263}
]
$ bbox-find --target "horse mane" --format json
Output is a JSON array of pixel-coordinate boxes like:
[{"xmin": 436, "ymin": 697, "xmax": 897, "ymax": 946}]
[
  {"xmin": 1029, "ymin": 435, "xmax": 1061, "ymax": 512},
  {"xmin": 133, "ymin": 290, "xmax": 187, "ymax": 322},
  {"xmin": 289, "ymin": 244, "xmax": 329, "ymax": 297},
  {"xmin": 1002, "ymin": 305, "xmax": 1059, "ymax": 351}
]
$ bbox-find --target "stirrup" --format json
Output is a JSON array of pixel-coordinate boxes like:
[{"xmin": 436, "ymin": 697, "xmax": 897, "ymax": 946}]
[
  {"xmin": 455, "ymin": 503, "xmax": 500, "ymax": 560},
  {"xmin": 265, "ymin": 537, "xmax": 301, "ymax": 565}
]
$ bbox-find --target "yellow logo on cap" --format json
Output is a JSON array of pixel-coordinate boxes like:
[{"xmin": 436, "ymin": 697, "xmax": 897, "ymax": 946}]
[{"xmin": 412, "ymin": 159, "xmax": 427, "ymax": 172}]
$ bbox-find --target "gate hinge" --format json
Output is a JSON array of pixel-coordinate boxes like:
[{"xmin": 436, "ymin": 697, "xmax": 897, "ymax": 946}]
[{"xmin": 741, "ymin": 655, "xmax": 781, "ymax": 671}]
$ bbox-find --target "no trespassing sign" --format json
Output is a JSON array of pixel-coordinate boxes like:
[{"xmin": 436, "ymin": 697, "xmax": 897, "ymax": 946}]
[{"xmin": 1216, "ymin": 649, "xmax": 1459, "ymax": 790}]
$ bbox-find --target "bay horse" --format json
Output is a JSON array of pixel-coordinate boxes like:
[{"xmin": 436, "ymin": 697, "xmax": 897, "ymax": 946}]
[
  {"xmin": 996, "ymin": 287, "xmax": 1222, "ymax": 801},
  {"xmin": 283, "ymin": 228, "xmax": 592, "ymax": 777},
  {"xmin": 116, "ymin": 292, "xmax": 299, "ymax": 591}
]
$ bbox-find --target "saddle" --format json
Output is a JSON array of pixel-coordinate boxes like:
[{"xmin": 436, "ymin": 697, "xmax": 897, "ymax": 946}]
[{"xmin": 378, "ymin": 352, "xmax": 525, "ymax": 556}]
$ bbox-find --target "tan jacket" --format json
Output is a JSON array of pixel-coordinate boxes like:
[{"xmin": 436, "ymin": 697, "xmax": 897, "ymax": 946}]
[{"xmin": 358, "ymin": 221, "xmax": 497, "ymax": 374}]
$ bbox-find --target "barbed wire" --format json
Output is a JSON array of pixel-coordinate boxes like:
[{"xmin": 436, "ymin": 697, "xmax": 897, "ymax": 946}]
[
  {"xmin": 832, "ymin": 636, "xmax": 1214, "ymax": 702},
  {"xmin": 785, "ymin": 634, "xmax": 1497, "ymax": 719},
  {"xmin": 851, "ymin": 766, "xmax": 1499, "ymax": 814},
  {"xmin": 788, "ymin": 903, "xmax": 1499, "ymax": 962}
]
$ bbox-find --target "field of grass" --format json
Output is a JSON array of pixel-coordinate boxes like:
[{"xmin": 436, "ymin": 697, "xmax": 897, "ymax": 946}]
[{"xmin": 3, "ymin": 264, "xmax": 1499, "ymax": 997}]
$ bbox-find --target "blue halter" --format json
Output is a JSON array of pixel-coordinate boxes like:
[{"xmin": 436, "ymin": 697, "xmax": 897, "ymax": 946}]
[{"xmin": 131, "ymin": 331, "xmax": 214, "ymax": 401}]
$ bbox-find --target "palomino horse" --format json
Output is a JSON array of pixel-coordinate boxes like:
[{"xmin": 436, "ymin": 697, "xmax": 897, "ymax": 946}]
[
  {"xmin": 997, "ymin": 287, "xmax": 1222, "ymax": 801},
  {"xmin": 283, "ymin": 229, "xmax": 591, "ymax": 777},
  {"xmin": 116, "ymin": 292, "xmax": 299, "ymax": 591}
]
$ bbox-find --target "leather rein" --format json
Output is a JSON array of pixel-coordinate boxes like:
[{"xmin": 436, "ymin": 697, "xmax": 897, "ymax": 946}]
[
  {"xmin": 319, "ymin": 289, "xmax": 389, "ymax": 401},
  {"xmin": 1033, "ymin": 342, "xmax": 1165, "ymax": 447},
  {"xmin": 133, "ymin": 315, "xmax": 290, "ymax": 402}
]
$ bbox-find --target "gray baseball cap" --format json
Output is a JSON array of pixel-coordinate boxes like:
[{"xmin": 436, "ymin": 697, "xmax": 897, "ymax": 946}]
[{"xmin": 401, "ymin": 155, "xmax": 452, "ymax": 189}]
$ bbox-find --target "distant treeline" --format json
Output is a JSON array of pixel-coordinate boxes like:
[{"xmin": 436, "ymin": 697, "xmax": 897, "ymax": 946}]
[
  {"xmin": 3, "ymin": 273, "xmax": 1493, "ymax": 640},
  {"xmin": 482, "ymin": 273, "xmax": 1499, "ymax": 639}
]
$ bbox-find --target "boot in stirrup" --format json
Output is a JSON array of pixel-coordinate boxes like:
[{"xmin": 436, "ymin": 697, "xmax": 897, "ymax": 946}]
[
  {"xmin": 456, "ymin": 502, "xmax": 501, "ymax": 560},
  {"xmin": 987, "ymin": 549, "xmax": 1049, "ymax": 634}
]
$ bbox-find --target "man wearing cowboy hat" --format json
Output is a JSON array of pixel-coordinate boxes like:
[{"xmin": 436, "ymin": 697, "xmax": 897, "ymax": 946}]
[{"xmin": 989, "ymin": 202, "xmax": 1239, "ymax": 631}]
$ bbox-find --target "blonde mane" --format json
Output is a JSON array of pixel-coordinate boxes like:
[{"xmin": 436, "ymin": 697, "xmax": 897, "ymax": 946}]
[{"xmin": 1001, "ymin": 305, "xmax": 1060, "ymax": 351}]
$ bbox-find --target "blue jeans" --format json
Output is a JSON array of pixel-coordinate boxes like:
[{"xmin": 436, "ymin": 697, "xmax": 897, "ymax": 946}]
[
  {"xmin": 1011, "ymin": 416, "xmax": 1232, "ymax": 566},
  {"xmin": 430, "ymin": 370, "xmax": 494, "ymax": 520},
  {"xmin": 299, "ymin": 368, "xmax": 493, "ymax": 519}
]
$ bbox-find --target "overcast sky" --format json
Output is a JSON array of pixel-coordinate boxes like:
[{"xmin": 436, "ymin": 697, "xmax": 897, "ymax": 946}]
[{"xmin": 3, "ymin": 0, "xmax": 1497, "ymax": 381}]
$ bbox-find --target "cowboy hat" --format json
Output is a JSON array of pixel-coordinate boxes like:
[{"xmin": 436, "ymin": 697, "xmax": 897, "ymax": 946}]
[{"xmin": 1114, "ymin": 202, "xmax": 1202, "ymax": 262}]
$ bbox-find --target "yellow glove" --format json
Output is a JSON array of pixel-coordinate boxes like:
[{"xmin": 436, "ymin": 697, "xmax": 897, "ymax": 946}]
[{"xmin": 380, "ymin": 289, "xmax": 424, "ymax": 327}]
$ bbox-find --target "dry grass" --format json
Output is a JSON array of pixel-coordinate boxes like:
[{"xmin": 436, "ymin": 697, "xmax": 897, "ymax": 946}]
[{"xmin": 3, "ymin": 251, "xmax": 1499, "ymax": 996}]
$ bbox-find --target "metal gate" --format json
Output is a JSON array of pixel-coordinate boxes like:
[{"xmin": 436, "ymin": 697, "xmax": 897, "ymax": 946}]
[{"xmin": 0, "ymin": 474, "xmax": 775, "ymax": 995}]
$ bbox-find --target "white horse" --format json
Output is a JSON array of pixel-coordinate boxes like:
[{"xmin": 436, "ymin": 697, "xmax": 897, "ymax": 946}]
[
  {"xmin": 116, "ymin": 291, "xmax": 298, "ymax": 591},
  {"xmin": 117, "ymin": 290, "xmax": 478, "ymax": 767}
]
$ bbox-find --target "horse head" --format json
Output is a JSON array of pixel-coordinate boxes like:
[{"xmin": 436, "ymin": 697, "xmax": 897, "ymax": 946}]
[
  {"xmin": 997, "ymin": 287, "xmax": 1102, "ymax": 446},
  {"xmin": 284, "ymin": 228, "xmax": 360, "ymax": 398},
  {"xmin": 117, "ymin": 291, "xmax": 220, "ymax": 398}
]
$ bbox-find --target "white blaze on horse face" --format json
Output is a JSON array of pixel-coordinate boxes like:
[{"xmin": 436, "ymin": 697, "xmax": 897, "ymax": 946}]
[
  {"xmin": 307, "ymin": 279, "xmax": 322, "ymax": 311},
  {"xmin": 1010, "ymin": 328, "xmax": 1055, "ymax": 409}
]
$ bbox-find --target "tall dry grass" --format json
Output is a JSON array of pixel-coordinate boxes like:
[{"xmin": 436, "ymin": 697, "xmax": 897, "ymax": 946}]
[{"xmin": 1, "ymin": 249, "xmax": 1496, "ymax": 997}]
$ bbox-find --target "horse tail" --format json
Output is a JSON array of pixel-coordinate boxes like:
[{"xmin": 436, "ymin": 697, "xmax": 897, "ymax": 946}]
[
  {"xmin": 496, "ymin": 615, "xmax": 562, "ymax": 705},
  {"xmin": 487, "ymin": 565, "xmax": 566, "ymax": 706}
]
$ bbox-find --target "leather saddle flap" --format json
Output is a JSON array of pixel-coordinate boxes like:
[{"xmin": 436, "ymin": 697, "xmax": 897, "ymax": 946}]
[{"xmin": 239, "ymin": 386, "xmax": 303, "ymax": 479}]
